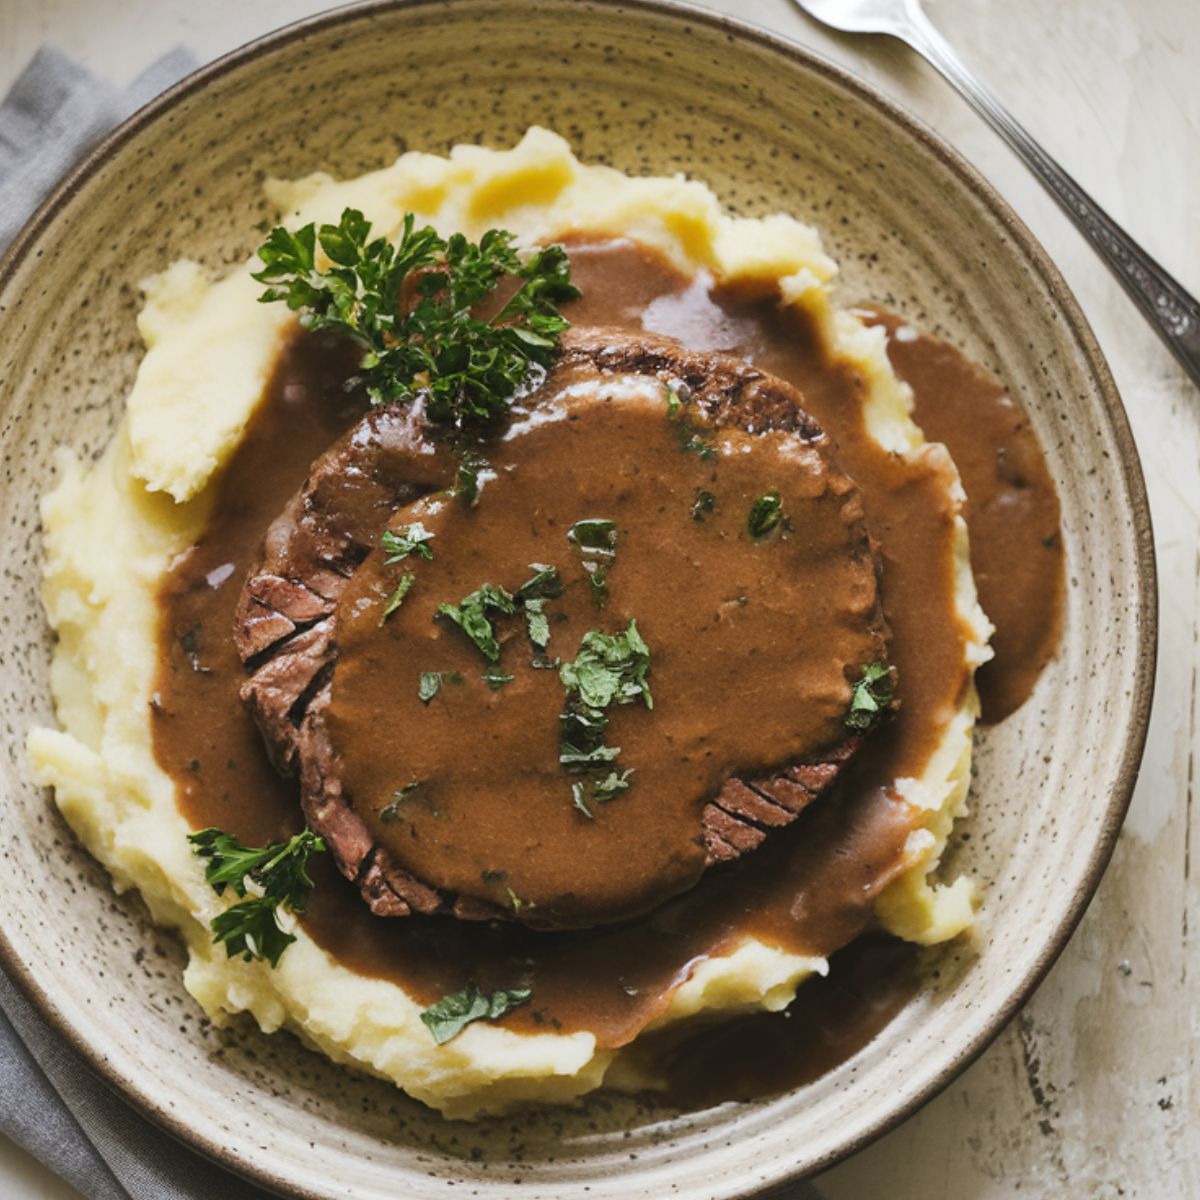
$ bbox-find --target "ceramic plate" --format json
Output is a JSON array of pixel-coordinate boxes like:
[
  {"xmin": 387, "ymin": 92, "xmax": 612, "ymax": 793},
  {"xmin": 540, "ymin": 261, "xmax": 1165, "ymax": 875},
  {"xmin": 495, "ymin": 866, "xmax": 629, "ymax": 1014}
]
[{"xmin": 0, "ymin": 2, "xmax": 1155, "ymax": 1196}]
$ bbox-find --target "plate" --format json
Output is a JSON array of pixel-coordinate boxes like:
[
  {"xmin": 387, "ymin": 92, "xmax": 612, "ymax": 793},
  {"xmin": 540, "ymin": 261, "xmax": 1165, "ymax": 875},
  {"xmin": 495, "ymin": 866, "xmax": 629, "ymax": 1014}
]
[{"xmin": 0, "ymin": 1, "xmax": 1155, "ymax": 1196}]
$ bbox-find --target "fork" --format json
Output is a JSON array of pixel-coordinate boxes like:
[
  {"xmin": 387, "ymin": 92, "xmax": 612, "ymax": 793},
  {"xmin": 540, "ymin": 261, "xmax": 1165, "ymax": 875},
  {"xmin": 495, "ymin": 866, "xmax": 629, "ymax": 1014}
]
[{"xmin": 791, "ymin": 0, "xmax": 1200, "ymax": 389}]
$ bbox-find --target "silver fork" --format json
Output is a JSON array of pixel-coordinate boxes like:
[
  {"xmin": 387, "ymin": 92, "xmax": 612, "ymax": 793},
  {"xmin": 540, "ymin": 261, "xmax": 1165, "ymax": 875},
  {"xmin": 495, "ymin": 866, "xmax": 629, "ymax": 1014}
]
[{"xmin": 791, "ymin": 0, "xmax": 1200, "ymax": 389}]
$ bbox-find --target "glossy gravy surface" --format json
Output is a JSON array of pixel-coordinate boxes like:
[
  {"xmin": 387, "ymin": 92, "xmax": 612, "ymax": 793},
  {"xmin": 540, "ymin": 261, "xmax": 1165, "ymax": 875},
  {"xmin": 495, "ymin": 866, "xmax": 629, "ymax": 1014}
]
[
  {"xmin": 857, "ymin": 307, "xmax": 1064, "ymax": 722},
  {"xmin": 153, "ymin": 236, "xmax": 1062, "ymax": 1065},
  {"xmin": 331, "ymin": 370, "xmax": 883, "ymax": 928}
]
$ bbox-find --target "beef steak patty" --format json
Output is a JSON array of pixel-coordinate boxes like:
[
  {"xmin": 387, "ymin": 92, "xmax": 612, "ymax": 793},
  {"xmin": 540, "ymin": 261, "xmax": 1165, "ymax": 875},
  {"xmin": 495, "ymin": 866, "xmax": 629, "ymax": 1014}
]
[{"xmin": 234, "ymin": 327, "xmax": 890, "ymax": 928}]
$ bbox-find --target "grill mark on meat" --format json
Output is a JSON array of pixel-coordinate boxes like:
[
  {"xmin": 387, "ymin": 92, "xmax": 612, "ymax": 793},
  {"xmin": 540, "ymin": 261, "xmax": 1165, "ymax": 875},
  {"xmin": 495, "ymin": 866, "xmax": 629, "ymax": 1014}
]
[
  {"xmin": 235, "ymin": 327, "xmax": 889, "ymax": 927},
  {"xmin": 698, "ymin": 736, "xmax": 863, "ymax": 863}
]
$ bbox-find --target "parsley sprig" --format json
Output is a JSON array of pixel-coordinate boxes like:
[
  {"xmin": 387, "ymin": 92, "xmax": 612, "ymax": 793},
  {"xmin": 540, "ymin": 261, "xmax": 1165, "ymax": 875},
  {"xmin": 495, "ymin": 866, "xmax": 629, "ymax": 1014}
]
[
  {"xmin": 845, "ymin": 662, "xmax": 896, "ymax": 731},
  {"xmin": 436, "ymin": 583, "xmax": 517, "ymax": 662},
  {"xmin": 567, "ymin": 518, "xmax": 618, "ymax": 609},
  {"xmin": 748, "ymin": 491, "xmax": 784, "ymax": 538},
  {"xmin": 559, "ymin": 621, "xmax": 653, "ymax": 817},
  {"xmin": 381, "ymin": 523, "xmax": 434, "ymax": 562},
  {"xmin": 418, "ymin": 670, "xmax": 462, "ymax": 703},
  {"xmin": 435, "ymin": 565, "xmax": 563, "ymax": 663},
  {"xmin": 253, "ymin": 209, "xmax": 580, "ymax": 430},
  {"xmin": 378, "ymin": 525, "xmax": 433, "ymax": 624},
  {"xmin": 188, "ymin": 828, "xmax": 326, "ymax": 967},
  {"xmin": 380, "ymin": 573, "xmax": 416, "ymax": 622},
  {"xmin": 420, "ymin": 984, "xmax": 532, "ymax": 1045},
  {"xmin": 515, "ymin": 562, "xmax": 563, "ymax": 655}
]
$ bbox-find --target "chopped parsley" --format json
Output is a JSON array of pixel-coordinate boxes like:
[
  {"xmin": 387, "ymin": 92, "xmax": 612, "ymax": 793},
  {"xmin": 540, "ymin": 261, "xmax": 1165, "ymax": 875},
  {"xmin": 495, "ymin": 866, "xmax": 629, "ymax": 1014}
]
[
  {"xmin": 692, "ymin": 488, "xmax": 716, "ymax": 523},
  {"xmin": 514, "ymin": 564, "xmax": 563, "ymax": 654},
  {"xmin": 567, "ymin": 518, "xmax": 618, "ymax": 609},
  {"xmin": 418, "ymin": 670, "xmax": 462, "ymax": 703},
  {"xmin": 558, "ymin": 621, "xmax": 652, "ymax": 817},
  {"xmin": 845, "ymin": 661, "xmax": 896, "ymax": 731},
  {"xmin": 381, "ymin": 523, "xmax": 434, "ymax": 562},
  {"xmin": 665, "ymin": 384, "xmax": 716, "ymax": 459},
  {"xmin": 571, "ymin": 770, "xmax": 634, "ymax": 818},
  {"xmin": 748, "ymin": 491, "xmax": 784, "ymax": 538},
  {"xmin": 188, "ymin": 827, "xmax": 325, "ymax": 967},
  {"xmin": 380, "ymin": 572, "xmax": 416, "ymax": 622},
  {"xmin": 436, "ymin": 583, "xmax": 516, "ymax": 662},
  {"xmin": 515, "ymin": 562, "xmax": 563, "ymax": 602},
  {"xmin": 378, "ymin": 526, "xmax": 430, "ymax": 625},
  {"xmin": 253, "ymin": 210, "xmax": 580, "ymax": 432},
  {"xmin": 560, "ymin": 622, "xmax": 653, "ymax": 711},
  {"xmin": 524, "ymin": 599, "xmax": 551, "ymax": 651},
  {"xmin": 454, "ymin": 450, "xmax": 488, "ymax": 506},
  {"xmin": 420, "ymin": 984, "xmax": 533, "ymax": 1045},
  {"xmin": 432, "ymin": 565, "xmax": 562, "ymax": 679}
]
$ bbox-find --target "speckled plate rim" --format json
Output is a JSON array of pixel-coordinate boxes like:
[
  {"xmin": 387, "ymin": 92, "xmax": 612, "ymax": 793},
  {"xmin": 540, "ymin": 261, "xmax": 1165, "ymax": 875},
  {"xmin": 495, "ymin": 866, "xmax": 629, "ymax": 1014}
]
[{"xmin": 0, "ymin": 0, "xmax": 1157, "ymax": 1195}]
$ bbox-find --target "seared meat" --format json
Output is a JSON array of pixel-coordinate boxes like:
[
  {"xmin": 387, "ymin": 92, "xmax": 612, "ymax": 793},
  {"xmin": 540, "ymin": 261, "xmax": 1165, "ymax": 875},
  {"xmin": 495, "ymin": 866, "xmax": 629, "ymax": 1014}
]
[{"xmin": 234, "ymin": 327, "xmax": 888, "ymax": 925}]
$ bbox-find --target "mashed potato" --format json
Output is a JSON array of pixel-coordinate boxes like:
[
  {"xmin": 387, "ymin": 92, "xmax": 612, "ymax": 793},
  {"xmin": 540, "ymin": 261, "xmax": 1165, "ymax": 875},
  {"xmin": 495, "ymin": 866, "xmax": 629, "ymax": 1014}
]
[{"xmin": 27, "ymin": 128, "xmax": 990, "ymax": 1119}]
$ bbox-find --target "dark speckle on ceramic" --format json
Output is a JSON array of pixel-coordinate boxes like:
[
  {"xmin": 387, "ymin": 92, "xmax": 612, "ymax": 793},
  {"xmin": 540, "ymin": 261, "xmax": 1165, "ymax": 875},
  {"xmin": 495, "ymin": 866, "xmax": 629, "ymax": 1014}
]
[{"xmin": 0, "ymin": 2, "xmax": 1154, "ymax": 1199}]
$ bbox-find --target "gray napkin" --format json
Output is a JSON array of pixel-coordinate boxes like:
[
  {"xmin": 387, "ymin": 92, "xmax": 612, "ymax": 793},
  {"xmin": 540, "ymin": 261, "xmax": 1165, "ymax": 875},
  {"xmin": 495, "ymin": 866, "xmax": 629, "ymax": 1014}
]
[
  {"xmin": 0, "ymin": 45, "xmax": 197, "ymax": 251},
  {"xmin": 0, "ymin": 44, "xmax": 824, "ymax": 1200}
]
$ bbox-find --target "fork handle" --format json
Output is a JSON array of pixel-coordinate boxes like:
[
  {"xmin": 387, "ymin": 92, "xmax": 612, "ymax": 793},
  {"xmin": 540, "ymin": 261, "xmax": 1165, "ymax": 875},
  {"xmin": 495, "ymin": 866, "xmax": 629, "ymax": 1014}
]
[{"xmin": 899, "ymin": 3, "xmax": 1200, "ymax": 389}]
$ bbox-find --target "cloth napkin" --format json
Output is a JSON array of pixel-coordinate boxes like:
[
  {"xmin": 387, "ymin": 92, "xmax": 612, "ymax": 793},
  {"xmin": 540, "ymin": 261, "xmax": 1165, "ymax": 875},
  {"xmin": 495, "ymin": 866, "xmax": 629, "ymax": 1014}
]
[{"xmin": 0, "ymin": 44, "xmax": 825, "ymax": 1200}]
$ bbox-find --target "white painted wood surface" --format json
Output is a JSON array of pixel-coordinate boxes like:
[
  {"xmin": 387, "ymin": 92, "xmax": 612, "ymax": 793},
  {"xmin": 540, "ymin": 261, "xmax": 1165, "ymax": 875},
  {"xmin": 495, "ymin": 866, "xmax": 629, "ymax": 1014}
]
[{"xmin": 0, "ymin": 0, "xmax": 1195, "ymax": 1195}]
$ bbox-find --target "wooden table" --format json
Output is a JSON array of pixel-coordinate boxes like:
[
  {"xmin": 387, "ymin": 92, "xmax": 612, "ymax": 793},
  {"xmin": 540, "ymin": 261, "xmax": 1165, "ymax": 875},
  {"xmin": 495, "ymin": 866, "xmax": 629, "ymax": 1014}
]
[{"xmin": 1, "ymin": 0, "xmax": 1195, "ymax": 1195}]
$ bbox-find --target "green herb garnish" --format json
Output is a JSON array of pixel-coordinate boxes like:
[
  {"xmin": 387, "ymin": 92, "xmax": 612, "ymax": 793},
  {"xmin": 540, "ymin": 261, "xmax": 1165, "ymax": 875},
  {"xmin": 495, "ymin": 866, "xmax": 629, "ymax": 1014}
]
[
  {"xmin": 482, "ymin": 670, "xmax": 515, "ymax": 690},
  {"xmin": 418, "ymin": 670, "xmax": 462, "ymax": 703},
  {"xmin": 845, "ymin": 661, "xmax": 895, "ymax": 731},
  {"xmin": 188, "ymin": 828, "xmax": 325, "ymax": 967},
  {"xmin": 567, "ymin": 518, "xmax": 618, "ymax": 609},
  {"xmin": 436, "ymin": 583, "xmax": 516, "ymax": 662},
  {"xmin": 420, "ymin": 984, "xmax": 533, "ymax": 1045},
  {"xmin": 692, "ymin": 489, "xmax": 716, "ymax": 522},
  {"xmin": 523, "ymin": 599, "xmax": 551, "ymax": 651},
  {"xmin": 454, "ymin": 450, "xmax": 489, "ymax": 506},
  {"xmin": 513, "ymin": 563, "xmax": 563, "ymax": 652},
  {"xmin": 381, "ymin": 523, "xmax": 434, "ymax": 562},
  {"xmin": 665, "ymin": 385, "xmax": 716, "ymax": 459},
  {"xmin": 381, "ymin": 572, "xmax": 416, "ymax": 622},
  {"xmin": 379, "ymin": 526, "xmax": 430, "ymax": 624},
  {"xmin": 558, "ymin": 621, "xmax": 652, "ymax": 816},
  {"xmin": 253, "ymin": 210, "xmax": 580, "ymax": 432},
  {"xmin": 515, "ymin": 562, "xmax": 563, "ymax": 602},
  {"xmin": 560, "ymin": 622, "xmax": 653, "ymax": 711},
  {"xmin": 571, "ymin": 769, "xmax": 634, "ymax": 818},
  {"xmin": 433, "ymin": 565, "xmax": 561, "ymax": 675},
  {"xmin": 748, "ymin": 491, "xmax": 783, "ymax": 538}
]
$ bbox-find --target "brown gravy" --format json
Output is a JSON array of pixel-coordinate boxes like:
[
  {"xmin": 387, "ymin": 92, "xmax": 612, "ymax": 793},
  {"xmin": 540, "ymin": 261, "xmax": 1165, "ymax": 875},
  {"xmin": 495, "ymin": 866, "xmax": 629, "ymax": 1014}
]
[
  {"xmin": 856, "ymin": 308, "xmax": 1065, "ymax": 722},
  {"xmin": 645, "ymin": 934, "xmax": 919, "ymax": 1107},
  {"xmin": 330, "ymin": 367, "xmax": 885, "ymax": 929},
  {"xmin": 151, "ymin": 236, "xmax": 1062, "ymax": 1082}
]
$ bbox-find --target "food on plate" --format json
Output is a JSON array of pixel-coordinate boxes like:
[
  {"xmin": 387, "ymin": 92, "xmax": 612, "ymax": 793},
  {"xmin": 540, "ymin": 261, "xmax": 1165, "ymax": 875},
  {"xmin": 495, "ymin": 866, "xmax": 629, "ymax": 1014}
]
[
  {"xmin": 236, "ymin": 326, "xmax": 889, "ymax": 930},
  {"xmin": 27, "ymin": 129, "xmax": 1063, "ymax": 1118}
]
